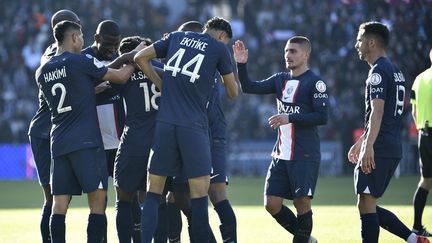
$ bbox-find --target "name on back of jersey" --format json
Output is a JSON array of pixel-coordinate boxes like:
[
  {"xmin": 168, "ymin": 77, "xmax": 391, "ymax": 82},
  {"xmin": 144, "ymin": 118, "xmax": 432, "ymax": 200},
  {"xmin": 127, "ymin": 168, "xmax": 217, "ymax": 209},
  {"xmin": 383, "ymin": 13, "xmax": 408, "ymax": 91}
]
[
  {"xmin": 131, "ymin": 71, "xmax": 147, "ymax": 81},
  {"xmin": 43, "ymin": 66, "xmax": 67, "ymax": 83},
  {"xmin": 180, "ymin": 37, "xmax": 208, "ymax": 51}
]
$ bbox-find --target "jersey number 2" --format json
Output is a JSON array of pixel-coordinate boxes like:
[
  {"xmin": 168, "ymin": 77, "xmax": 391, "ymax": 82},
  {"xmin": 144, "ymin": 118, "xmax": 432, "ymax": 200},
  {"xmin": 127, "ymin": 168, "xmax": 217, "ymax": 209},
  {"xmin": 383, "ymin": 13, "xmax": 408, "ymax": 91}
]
[
  {"xmin": 164, "ymin": 48, "xmax": 204, "ymax": 83},
  {"xmin": 51, "ymin": 83, "xmax": 72, "ymax": 113}
]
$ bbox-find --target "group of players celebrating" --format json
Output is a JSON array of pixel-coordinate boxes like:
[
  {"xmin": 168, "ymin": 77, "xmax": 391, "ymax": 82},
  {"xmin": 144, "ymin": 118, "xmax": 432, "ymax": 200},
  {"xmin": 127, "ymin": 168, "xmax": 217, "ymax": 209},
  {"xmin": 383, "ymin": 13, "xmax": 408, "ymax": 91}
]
[{"xmin": 28, "ymin": 8, "xmax": 430, "ymax": 243}]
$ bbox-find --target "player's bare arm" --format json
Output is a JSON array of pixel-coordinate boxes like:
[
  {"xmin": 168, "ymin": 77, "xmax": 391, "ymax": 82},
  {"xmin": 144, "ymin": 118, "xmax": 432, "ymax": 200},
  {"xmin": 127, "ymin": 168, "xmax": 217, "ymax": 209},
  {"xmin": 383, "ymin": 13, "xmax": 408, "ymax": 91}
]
[
  {"xmin": 108, "ymin": 42, "xmax": 147, "ymax": 68},
  {"xmin": 134, "ymin": 45, "xmax": 162, "ymax": 90},
  {"xmin": 102, "ymin": 64, "xmax": 135, "ymax": 84},
  {"xmin": 221, "ymin": 73, "xmax": 238, "ymax": 99},
  {"xmin": 359, "ymin": 98, "xmax": 385, "ymax": 174}
]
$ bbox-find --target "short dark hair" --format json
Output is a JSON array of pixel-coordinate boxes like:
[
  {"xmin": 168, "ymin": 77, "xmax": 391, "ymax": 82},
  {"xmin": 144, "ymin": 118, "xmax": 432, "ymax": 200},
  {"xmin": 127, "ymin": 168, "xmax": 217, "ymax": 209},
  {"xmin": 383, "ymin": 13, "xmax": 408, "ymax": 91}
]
[
  {"xmin": 53, "ymin": 20, "xmax": 81, "ymax": 44},
  {"xmin": 96, "ymin": 20, "xmax": 120, "ymax": 36},
  {"xmin": 287, "ymin": 36, "xmax": 311, "ymax": 52},
  {"xmin": 178, "ymin": 21, "xmax": 203, "ymax": 32},
  {"xmin": 204, "ymin": 17, "xmax": 232, "ymax": 39},
  {"xmin": 118, "ymin": 36, "xmax": 152, "ymax": 54},
  {"xmin": 51, "ymin": 9, "xmax": 80, "ymax": 28},
  {"xmin": 359, "ymin": 21, "xmax": 390, "ymax": 48}
]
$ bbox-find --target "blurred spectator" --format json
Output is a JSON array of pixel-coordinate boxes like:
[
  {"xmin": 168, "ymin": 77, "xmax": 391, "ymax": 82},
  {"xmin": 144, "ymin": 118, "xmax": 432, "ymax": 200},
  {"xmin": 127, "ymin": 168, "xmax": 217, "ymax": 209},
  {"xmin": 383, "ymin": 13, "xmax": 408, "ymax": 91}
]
[{"xmin": 0, "ymin": 0, "xmax": 430, "ymax": 164}]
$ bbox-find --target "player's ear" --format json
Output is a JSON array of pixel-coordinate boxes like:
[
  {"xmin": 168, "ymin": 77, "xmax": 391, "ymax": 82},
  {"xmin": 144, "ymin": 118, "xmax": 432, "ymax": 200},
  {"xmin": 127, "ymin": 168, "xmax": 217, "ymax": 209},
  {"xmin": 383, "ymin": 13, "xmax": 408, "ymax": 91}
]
[{"xmin": 94, "ymin": 33, "xmax": 100, "ymax": 42}]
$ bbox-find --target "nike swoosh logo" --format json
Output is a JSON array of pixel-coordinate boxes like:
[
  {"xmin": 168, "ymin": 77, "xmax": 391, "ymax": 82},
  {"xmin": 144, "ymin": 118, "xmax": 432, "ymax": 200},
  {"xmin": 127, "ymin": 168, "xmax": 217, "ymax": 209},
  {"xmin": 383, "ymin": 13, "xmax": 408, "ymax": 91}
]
[
  {"xmin": 210, "ymin": 174, "xmax": 220, "ymax": 179},
  {"xmin": 295, "ymin": 188, "xmax": 300, "ymax": 193}
]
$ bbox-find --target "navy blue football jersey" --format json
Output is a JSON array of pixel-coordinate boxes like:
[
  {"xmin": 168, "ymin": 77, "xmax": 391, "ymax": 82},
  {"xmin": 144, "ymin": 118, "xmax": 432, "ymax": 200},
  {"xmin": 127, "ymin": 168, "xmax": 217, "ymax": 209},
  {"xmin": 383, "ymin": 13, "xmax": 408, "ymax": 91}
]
[
  {"xmin": 207, "ymin": 75, "xmax": 226, "ymax": 139},
  {"xmin": 238, "ymin": 64, "xmax": 329, "ymax": 161},
  {"xmin": 35, "ymin": 52, "xmax": 108, "ymax": 157},
  {"xmin": 81, "ymin": 46, "xmax": 125, "ymax": 150},
  {"xmin": 153, "ymin": 31, "xmax": 233, "ymax": 130},
  {"xmin": 28, "ymin": 43, "xmax": 58, "ymax": 138},
  {"xmin": 117, "ymin": 61, "xmax": 162, "ymax": 156},
  {"xmin": 364, "ymin": 57, "xmax": 405, "ymax": 158}
]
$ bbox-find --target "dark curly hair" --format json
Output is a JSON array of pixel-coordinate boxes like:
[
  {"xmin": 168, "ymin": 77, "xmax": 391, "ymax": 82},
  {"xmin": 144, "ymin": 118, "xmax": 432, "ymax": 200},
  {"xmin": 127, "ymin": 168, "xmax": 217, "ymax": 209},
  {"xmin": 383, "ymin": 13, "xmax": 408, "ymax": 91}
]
[
  {"xmin": 118, "ymin": 36, "xmax": 152, "ymax": 54},
  {"xmin": 204, "ymin": 17, "xmax": 232, "ymax": 39}
]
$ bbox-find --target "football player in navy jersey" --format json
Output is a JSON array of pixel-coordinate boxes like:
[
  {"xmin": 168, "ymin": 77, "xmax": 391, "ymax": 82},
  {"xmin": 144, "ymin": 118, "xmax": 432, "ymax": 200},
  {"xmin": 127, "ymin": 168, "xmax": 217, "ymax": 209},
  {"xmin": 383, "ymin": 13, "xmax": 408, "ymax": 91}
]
[
  {"xmin": 167, "ymin": 20, "xmax": 237, "ymax": 243},
  {"xmin": 82, "ymin": 20, "xmax": 123, "ymax": 179},
  {"xmin": 233, "ymin": 36, "xmax": 326, "ymax": 243},
  {"xmin": 35, "ymin": 21, "xmax": 134, "ymax": 243},
  {"xmin": 28, "ymin": 10, "xmax": 80, "ymax": 243},
  {"xmin": 348, "ymin": 21, "xmax": 429, "ymax": 243},
  {"xmin": 134, "ymin": 17, "xmax": 238, "ymax": 243},
  {"xmin": 113, "ymin": 36, "xmax": 162, "ymax": 243}
]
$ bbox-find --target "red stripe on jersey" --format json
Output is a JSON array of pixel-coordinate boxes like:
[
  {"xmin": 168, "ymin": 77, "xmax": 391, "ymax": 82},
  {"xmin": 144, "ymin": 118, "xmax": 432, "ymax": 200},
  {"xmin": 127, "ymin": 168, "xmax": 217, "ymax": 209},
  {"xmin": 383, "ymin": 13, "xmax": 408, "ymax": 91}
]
[
  {"xmin": 279, "ymin": 80, "xmax": 289, "ymax": 101},
  {"xmin": 113, "ymin": 105, "xmax": 121, "ymax": 138},
  {"xmin": 277, "ymin": 128, "xmax": 282, "ymax": 155},
  {"xmin": 292, "ymin": 80, "xmax": 301, "ymax": 102}
]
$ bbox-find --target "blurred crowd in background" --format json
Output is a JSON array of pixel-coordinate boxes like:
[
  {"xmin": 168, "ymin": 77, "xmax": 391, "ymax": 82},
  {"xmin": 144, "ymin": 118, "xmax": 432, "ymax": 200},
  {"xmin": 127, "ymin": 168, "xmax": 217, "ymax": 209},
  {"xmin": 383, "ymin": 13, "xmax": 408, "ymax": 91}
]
[{"xmin": 0, "ymin": 0, "xmax": 431, "ymax": 159}]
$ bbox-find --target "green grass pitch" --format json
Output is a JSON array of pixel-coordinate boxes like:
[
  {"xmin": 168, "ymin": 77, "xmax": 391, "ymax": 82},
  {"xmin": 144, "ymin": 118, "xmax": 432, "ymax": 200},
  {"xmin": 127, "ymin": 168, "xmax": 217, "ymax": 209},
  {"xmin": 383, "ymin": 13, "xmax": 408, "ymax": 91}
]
[{"xmin": 0, "ymin": 176, "xmax": 430, "ymax": 242}]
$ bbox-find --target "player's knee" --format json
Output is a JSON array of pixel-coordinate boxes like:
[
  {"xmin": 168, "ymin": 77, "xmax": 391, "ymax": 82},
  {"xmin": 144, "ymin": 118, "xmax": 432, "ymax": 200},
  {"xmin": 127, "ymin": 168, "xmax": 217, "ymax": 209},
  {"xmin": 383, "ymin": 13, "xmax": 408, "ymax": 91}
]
[
  {"xmin": 208, "ymin": 186, "xmax": 227, "ymax": 205},
  {"xmin": 115, "ymin": 187, "xmax": 134, "ymax": 202},
  {"xmin": 420, "ymin": 177, "xmax": 432, "ymax": 190},
  {"xmin": 88, "ymin": 189, "xmax": 107, "ymax": 214},
  {"xmin": 264, "ymin": 200, "xmax": 282, "ymax": 215},
  {"xmin": 293, "ymin": 197, "xmax": 311, "ymax": 214}
]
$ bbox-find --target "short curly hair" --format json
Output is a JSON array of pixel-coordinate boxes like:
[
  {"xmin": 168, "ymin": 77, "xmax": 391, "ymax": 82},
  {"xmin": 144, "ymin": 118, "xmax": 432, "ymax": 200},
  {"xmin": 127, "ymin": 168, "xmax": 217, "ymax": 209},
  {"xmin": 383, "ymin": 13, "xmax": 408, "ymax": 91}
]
[{"xmin": 204, "ymin": 17, "xmax": 232, "ymax": 39}]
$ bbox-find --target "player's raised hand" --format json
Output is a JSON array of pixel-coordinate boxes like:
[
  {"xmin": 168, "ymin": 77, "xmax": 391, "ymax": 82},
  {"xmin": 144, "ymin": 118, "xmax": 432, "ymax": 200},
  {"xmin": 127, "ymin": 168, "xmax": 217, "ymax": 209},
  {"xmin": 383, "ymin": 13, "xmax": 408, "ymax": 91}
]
[
  {"xmin": 268, "ymin": 114, "xmax": 289, "ymax": 129},
  {"xmin": 232, "ymin": 40, "xmax": 248, "ymax": 64}
]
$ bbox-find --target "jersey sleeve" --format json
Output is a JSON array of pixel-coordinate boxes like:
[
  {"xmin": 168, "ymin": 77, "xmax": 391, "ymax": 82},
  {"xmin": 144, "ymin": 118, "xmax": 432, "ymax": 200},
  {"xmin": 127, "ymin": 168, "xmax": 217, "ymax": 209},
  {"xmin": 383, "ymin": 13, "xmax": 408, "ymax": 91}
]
[
  {"xmin": 237, "ymin": 63, "xmax": 277, "ymax": 94},
  {"xmin": 153, "ymin": 32, "xmax": 173, "ymax": 59},
  {"xmin": 368, "ymin": 67, "xmax": 387, "ymax": 100},
  {"xmin": 79, "ymin": 54, "xmax": 108, "ymax": 80},
  {"xmin": 216, "ymin": 45, "xmax": 233, "ymax": 76}
]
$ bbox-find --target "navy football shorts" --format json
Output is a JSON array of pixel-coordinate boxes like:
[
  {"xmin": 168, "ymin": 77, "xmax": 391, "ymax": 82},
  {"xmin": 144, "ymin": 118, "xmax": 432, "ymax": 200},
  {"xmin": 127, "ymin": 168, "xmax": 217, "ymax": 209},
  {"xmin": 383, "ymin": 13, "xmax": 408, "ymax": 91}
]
[
  {"xmin": 148, "ymin": 121, "xmax": 212, "ymax": 178},
  {"xmin": 51, "ymin": 147, "xmax": 108, "ymax": 195},
  {"xmin": 354, "ymin": 157, "xmax": 400, "ymax": 198},
  {"xmin": 29, "ymin": 136, "xmax": 51, "ymax": 187},
  {"xmin": 114, "ymin": 154, "xmax": 148, "ymax": 194},
  {"xmin": 210, "ymin": 137, "xmax": 228, "ymax": 184},
  {"xmin": 419, "ymin": 133, "xmax": 432, "ymax": 178},
  {"xmin": 265, "ymin": 158, "xmax": 319, "ymax": 200}
]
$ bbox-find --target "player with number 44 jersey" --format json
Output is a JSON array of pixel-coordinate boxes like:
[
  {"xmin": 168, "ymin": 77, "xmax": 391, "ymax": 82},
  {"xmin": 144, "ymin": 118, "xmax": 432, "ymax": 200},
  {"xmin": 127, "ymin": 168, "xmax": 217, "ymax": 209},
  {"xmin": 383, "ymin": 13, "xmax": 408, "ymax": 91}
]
[{"xmin": 134, "ymin": 17, "xmax": 238, "ymax": 243}]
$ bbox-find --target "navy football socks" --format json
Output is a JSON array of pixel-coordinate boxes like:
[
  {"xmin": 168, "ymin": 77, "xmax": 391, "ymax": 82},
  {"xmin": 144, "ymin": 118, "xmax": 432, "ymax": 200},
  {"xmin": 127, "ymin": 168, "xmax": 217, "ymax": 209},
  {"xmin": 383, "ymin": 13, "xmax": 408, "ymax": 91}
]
[
  {"xmin": 50, "ymin": 214, "xmax": 65, "ymax": 243},
  {"xmin": 272, "ymin": 205, "xmax": 297, "ymax": 235},
  {"xmin": 41, "ymin": 204, "xmax": 52, "ymax": 243},
  {"xmin": 131, "ymin": 196, "xmax": 141, "ymax": 243},
  {"xmin": 87, "ymin": 213, "xmax": 107, "ymax": 243},
  {"xmin": 293, "ymin": 210, "xmax": 312, "ymax": 243},
  {"xmin": 413, "ymin": 187, "xmax": 428, "ymax": 230},
  {"xmin": 360, "ymin": 213, "xmax": 379, "ymax": 243},
  {"xmin": 167, "ymin": 202, "xmax": 182, "ymax": 243},
  {"xmin": 115, "ymin": 201, "xmax": 132, "ymax": 243},
  {"xmin": 214, "ymin": 199, "xmax": 237, "ymax": 242},
  {"xmin": 154, "ymin": 202, "xmax": 168, "ymax": 243},
  {"xmin": 376, "ymin": 206, "xmax": 412, "ymax": 240},
  {"xmin": 191, "ymin": 196, "xmax": 210, "ymax": 243},
  {"xmin": 141, "ymin": 192, "xmax": 161, "ymax": 243}
]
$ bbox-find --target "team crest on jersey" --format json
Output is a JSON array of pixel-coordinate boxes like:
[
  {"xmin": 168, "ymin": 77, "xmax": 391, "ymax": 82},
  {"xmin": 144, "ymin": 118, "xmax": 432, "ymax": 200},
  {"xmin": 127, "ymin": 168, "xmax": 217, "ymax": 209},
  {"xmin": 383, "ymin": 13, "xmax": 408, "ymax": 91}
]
[
  {"xmin": 281, "ymin": 80, "xmax": 300, "ymax": 103},
  {"xmin": 315, "ymin": 80, "xmax": 326, "ymax": 93},
  {"xmin": 368, "ymin": 73, "xmax": 382, "ymax": 85}
]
